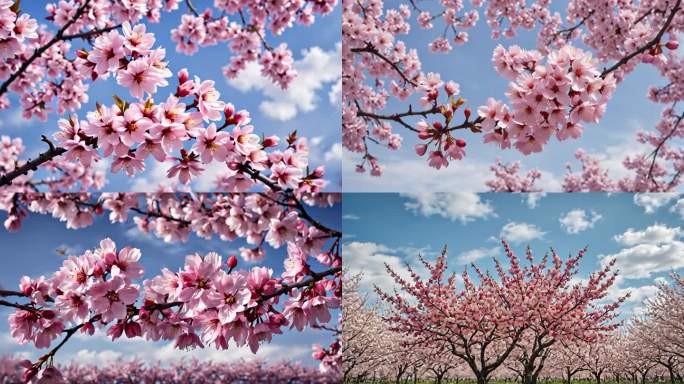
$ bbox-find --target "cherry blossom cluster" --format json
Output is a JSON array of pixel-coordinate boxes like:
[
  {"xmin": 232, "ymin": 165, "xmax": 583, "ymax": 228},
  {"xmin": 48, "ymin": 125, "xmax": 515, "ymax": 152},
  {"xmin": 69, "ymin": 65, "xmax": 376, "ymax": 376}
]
[
  {"xmin": 0, "ymin": 192, "xmax": 342, "ymax": 264},
  {"xmin": 371, "ymin": 241, "xmax": 626, "ymax": 384},
  {"xmin": 1, "ymin": 0, "xmax": 338, "ymax": 120},
  {"xmin": 1, "ymin": 62, "xmax": 328, "ymax": 192},
  {"xmin": 344, "ymin": 0, "xmax": 480, "ymax": 174},
  {"xmin": 0, "ymin": 356, "xmax": 338, "ymax": 383},
  {"xmin": 171, "ymin": 0, "xmax": 337, "ymax": 90},
  {"xmin": 480, "ymin": 45, "xmax": 616, "ymax": 155},
  {"xmin": 343, "ymin": 0, "xmax": 684, "ymax": 192},
  {"xmin": 0, "ymin": 135, "xmax": 106, "ymax": 195},
  {"xmin": 0, "ymin": 0, "xmax": 180, "ymax": 120},
  {"xmin": 488, "ymin": 107, "xmax": 684, "ymax": 191},
  {"xmin": 2, "ymin": 237, "xmax": 340, "ymax": 381}
]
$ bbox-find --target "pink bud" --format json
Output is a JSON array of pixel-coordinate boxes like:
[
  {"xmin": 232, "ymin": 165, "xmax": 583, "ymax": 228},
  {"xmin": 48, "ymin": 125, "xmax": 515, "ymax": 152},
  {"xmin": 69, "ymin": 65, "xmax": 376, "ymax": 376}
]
[
  {"xmin": 312, "ymin": 350, "xmax": 326, "ymax": 360},
  {"xmin": 224, "ymin": 103, "xmax": 235, "ymax": 117},
  {"xmin": 262, "ymin": 135, "xmax": 279, "ymax": 148},
  {"xmin": 415, "ymin": 144, "xmax": 428, "ymax": 156},
  {"xmin": 666, "ymin": 40, "xmax": 679, "ymax": 50},
  {"xmin": 227, "ymin": 255, "xmax": 238, "ymax": 269},
  {"xmin": 22, "ymin": 367, "xmax": 38, "ymax": 382},
  {"xmin": 642, "ymin": 54, "xmax": 655, "ymax": 63},
  {"xmin": 124, "ymin": 322, "xmax": 142, "ymax": 338},
  {"xmin": 455, "ymin": 139, "xmax": 466, "ymax": 148},
  {"xmin": 311, "ymin": 166, "xmax": 325, "ymax": 178},
  {"xmin": 417, "ymin": 130, "xmax": 431, "ymax": 140},
  {"xmin": 464, "ymin": 108, "xmax": 472, "ymax": 120},
  {"xmin": 177, "ymin": 68, "xmax": 189, "ymax": 84}
]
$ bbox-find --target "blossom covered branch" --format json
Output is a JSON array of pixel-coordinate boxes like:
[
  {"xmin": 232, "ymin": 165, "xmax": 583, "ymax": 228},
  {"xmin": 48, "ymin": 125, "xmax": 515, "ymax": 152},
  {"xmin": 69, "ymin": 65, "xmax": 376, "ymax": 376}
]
[
  {"xmin": 343, "ymin": 0, "xmax": 684, "ymax": 192},
  {"xmin": 1, "ymin": 238, "xmax": 340, "ymax": 381}
]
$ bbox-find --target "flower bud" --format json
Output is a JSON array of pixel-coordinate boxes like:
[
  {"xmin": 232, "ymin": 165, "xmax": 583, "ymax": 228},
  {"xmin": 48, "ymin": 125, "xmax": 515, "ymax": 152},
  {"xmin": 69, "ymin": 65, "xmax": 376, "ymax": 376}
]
[
  {"xmin": 642, "ymin": 54, "xmax": 655, "ymax": 63},
  {"xmin": 417, "ymin": 130, "xmax": 431, "ymax": 140},
  {"xmin": 464, "ymin": 108, "xmax": 472, "ymax": 120},
  {"xmin": 177, "ymin": 68, "xmax": 189, "ymax": 84},
  {"xmin": 311, "ymin": 166, "xmax": 325, "ymax": 178},
  {"xmin": 312, "ymin": 350, "xmax": 326, "ymax": 360},
  {"xmin": 415, "ymin": 144, "xmax": 428, "ymax": 156},
  {"xmin": 262, "ymin": 135, "xmax": 279, "ymax": 148},
  {"xmin": 666, "ymin": 40, "xmax": 679, "ymax": 50},
  {"xmin": 227, "ymin": 255, "xmax": 238, "ymax": 269},
  {"xmin": 456, "ymin": 139, "xmax": 466, "ymax": 148}
]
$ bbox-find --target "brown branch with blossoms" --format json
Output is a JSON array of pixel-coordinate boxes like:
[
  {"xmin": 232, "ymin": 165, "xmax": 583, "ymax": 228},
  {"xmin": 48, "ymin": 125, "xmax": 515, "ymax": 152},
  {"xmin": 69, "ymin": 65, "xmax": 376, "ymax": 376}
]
[
  {"xmin": 0, "ymin": 0, "xmax": 121, "ymax": 98},
  {"xmin": 2, "ymin": 232, "xmax": 341, "ymax": 382},
  {"xmin": 600, "ymin": 0, "xmax": 681, "ymax": 78}
]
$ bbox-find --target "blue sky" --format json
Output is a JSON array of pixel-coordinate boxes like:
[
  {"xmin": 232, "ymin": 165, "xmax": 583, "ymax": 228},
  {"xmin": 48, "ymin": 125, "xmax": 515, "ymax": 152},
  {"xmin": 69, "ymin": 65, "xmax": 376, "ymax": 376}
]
[
  {"xmin": 343, "ymin": 4, "xmax": 676, "ymax": 192},
  {"xmin": 4, "ymin": 1, "xmax": 341, "ymax": 191},
  {"xmin": 0, "ymin": 199, "xmax": 341, "ymax": 367},
  {"xmin": 343, "ymin": 192, "xmax": 684, "ymax": 320}
]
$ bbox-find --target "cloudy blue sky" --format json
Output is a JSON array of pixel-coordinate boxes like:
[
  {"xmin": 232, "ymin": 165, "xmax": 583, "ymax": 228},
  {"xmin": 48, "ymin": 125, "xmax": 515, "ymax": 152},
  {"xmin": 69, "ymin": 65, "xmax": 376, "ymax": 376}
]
[
  {"xmin": 0, "ymin": 198, "xmax": 341, "ymax": 367},
  {"xmin": 343, "ymin": 3, "xmax": 677, "ymax": 192},
  {"xmin": 343, "ymin": 192, "xmax": 684, "ymax": 319},
  {"xmin": 4, "ymin": 1, "xmax": 341, "ymax": 191}
]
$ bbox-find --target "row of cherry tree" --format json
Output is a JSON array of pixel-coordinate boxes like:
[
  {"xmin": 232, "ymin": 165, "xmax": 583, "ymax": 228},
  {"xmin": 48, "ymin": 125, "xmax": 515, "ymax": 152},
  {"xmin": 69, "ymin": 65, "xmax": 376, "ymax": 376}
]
[
  {"xmin": 343, "ymin": 0, "xmax": 684, "ymax": 191},
  {"xmin": 0, "ymin": 0, "xmax": 337, "ymax": 192},
  {"xmin": 0, "ymin": 191, "xmax": 341, "ymax": 382},
  {"xmin": 342, "ymin": 241, "xmax": 684, "ymax": 384},
  {"xmin": 0, "ymin": 357, "xmax": 339, "ymax": 383}
]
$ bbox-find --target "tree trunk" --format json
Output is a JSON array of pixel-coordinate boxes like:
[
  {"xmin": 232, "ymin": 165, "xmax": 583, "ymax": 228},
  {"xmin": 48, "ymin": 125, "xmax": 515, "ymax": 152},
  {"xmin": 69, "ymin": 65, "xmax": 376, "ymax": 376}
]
[{"xmin": 594, "ymin": 371, "xmax": 603, "ymax": 384}]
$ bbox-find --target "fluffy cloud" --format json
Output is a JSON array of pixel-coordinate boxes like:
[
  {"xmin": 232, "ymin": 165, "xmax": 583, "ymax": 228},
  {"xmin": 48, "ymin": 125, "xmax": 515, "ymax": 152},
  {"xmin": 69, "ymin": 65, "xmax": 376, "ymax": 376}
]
[
  {"xmin": 342, "ymin": 153, "xmax": 563, "ymax": 193},
  {"xmin": 601, "ymin": 223, "xmax": 684, "ymax": 279},
  {"xmin": 324, "ymin": 143, "xmax": 342, "ymax": 162},
  {"xmin": 329, "ymin": 78, "xmax": 341, "ymax": 106},
  {"xmin": 499, "ymin": 222, "xmax": 545, "ymax": 244},
  {"xmin": 228, "ymin": 44, "xmax": 341, "ymax": 121},
  {"xmin": 524, "ymin": 193, "xmax": 546, "ymax": 209},
  {"xmin": 456, "ymin": 246, "xmax": 500, "ymax": 264},
  {"xmin": 559, "ymin": 209, "xmax": 602, "ymax": 234},
  {"xmin": 633, "ymin": 193, "xmax": 679, "ymax": 213},
  {"xmin": 614, "ymin": 223, "xmax": 681, "ymax": 245},
  {"xmin": 670, "ymin": 198, "xmax": 684, "ymax": 219},
  {"xmin": 343, "ymin": 241, "xmax": 430, "ymax": 294},
  {"xmin": 402, "ymin": 192, "xmax": 495, "ymax": 223}
]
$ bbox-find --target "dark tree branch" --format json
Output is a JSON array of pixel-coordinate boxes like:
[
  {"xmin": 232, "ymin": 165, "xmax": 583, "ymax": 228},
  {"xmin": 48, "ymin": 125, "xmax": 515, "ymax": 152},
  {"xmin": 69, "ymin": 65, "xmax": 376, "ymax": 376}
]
[{"xmin": 601, "ymin": 0, "xmax": 681, "ymax": 78}]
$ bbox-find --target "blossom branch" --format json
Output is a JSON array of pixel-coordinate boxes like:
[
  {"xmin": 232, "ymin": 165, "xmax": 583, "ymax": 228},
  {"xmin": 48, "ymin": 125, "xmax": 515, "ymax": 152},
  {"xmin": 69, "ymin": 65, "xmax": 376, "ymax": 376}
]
[
  {"xmin": 600, "ymin": 0, "xmax": 681, "ymax": 78},
  {"xmin": 0, "ymin": 0, "xmax": 95, "ymax": 98}
]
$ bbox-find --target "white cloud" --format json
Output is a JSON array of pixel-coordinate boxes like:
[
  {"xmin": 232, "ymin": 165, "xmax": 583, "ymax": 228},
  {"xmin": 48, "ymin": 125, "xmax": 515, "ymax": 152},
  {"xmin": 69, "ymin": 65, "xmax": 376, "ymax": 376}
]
[
  {"xmin": 499, "ymin": 222, "xmax": 545, "ymax": 244},
  {"xmin": 324, "ymin": 143, "xmax": 342, "ymax": 162},
  {"xmin": 601, "ymin": 223, "xmax": 684, "ymax": 279},
  {"xmin": 614, "ymin": 223, "xmax": 681, "ymax": 246},
  {"xmin": 193, "ymin": 161, "xmax": 228, "ymax": 191},
  {"xmin": 343, "ymin": 241, "xmax": 429, "ymax": 294},
  {"xmin": 329, "ymin": 78, "xmax": 342, "ymax": 107},
  {"xmin": 73, "ymin": 349, "xmax": 123, "ymax": 365},
  {"xmin": 228, "ymin": 43, "xmax": 341, "ymax": 121},
  {"xmin": 670, "ymin": 198, "xmax": 684, "ymax": 219},
  {"xmin": 456, "ymin": 246, "xmax": 500, "ymax": 264},
  {"xmin": 402, "ymin": 192, "xmax": 495, "ymax": 224},
  {"xmin": 633, "ymin": 193, "xmax": 679, "ymax": 213},
  {"xmin": 342, "ymin": 153, "xmax": 563, "ymax": 193},
  {"xmin": 0, "ymin": 108, "xmax": 30, "ymax": 129},
  {"xmin": 342, "ymin": 214, "xmax": 360, "ymax": 220},
  {"xmin": 559, "ymin": 209, "xmax": 602, "ymax": 234},
  {"xmin": 130, "ymin": 161, "xmax": 176, "ymax": 192},
  {"xmin": 524, "ymin": 192, "xmax": 546, "ymax": 209}
]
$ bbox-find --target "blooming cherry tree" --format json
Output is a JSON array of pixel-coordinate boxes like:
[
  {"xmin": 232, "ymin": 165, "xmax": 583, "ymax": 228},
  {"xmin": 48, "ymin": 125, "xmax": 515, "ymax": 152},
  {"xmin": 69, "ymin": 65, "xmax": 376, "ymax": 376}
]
[{"xmin": 373, "ymin": 241, "xmax": 625, "ymax": 384}]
